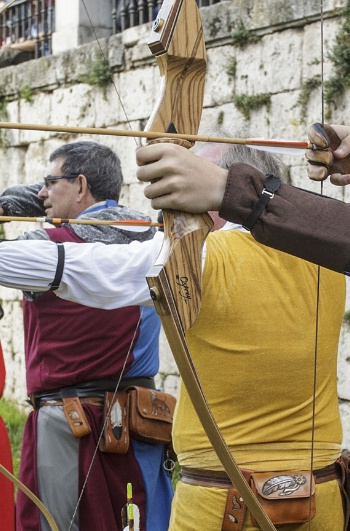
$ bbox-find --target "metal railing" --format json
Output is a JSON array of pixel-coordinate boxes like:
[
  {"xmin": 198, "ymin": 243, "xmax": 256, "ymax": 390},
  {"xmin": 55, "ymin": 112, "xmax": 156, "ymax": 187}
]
[
  {"xmin": 0, "ymin": 0, "xmax": 220, "ymax": 63},
  {"xmin": 0, "ymin": 0, "xmax": 55, "ymax": 59},
  {"xmin": 112, "ymin": 0, "xmax": 222, "ymax": 34}
]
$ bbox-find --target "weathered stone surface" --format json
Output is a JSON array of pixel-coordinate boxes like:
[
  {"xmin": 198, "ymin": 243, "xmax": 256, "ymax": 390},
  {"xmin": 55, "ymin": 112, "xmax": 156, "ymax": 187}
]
[{"xmin": 0, "ymin": 2, "xmax": 349, "ymax": 448}]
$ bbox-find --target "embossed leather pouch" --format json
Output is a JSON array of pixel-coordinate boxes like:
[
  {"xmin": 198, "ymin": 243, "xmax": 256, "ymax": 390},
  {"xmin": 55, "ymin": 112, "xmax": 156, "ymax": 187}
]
[
  {"xmin": 99, "ymin": 392, "xmax": 130, "ymax": 454},
  {"xmin": 126, "ymin": 386, "xmax": 176, "ymax": 444},
  {"xmin": 62, "ymin": 396, "xmax": 92, "ymax": 438},
  {"xmin": 249, "ymin": 470, "xmax": 315, "ymax": 526},
  {"xmin": 336, "ymin": 449, "xmax": 350, "ymax": 530}
]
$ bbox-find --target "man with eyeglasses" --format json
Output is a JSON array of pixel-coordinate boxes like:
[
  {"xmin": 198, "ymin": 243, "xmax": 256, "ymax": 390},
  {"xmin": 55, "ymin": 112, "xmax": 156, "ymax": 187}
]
[{"xmin": 0, "ymin": 141, "xmax": 173, "ymax": 531}]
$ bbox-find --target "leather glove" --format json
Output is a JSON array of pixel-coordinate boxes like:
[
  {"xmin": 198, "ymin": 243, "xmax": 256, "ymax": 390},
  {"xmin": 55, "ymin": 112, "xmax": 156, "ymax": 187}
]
[{"xmin": 306, "ymin": 123, "xmax": 350, "ymax": 181}]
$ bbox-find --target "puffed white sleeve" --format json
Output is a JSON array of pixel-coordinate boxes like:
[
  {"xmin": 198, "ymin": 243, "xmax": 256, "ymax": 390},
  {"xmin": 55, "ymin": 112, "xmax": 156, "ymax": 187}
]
[{"xmin": 0, "ymin": 232, "xmax": 164, "ymax": 309}]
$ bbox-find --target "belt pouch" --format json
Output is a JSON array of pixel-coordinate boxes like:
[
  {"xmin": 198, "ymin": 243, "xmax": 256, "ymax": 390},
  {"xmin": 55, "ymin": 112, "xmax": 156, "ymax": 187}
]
[
  {"xmin": 126, "ymin": 386, "xmax": 176, "ymax": 444},
  {"xmin": 221, "ymin": 485, "xmax": 247, "ymax": 531},
  {"xmin": 249, "ymin": 470, "xmax": 315, "ymax": 526},
  {"xmin": 61, "ymin": 390, "xmax": 92, "ymax": 438},
  {"xmin": 99, "ymin": 392, "xmax": 130, "ymax": 454},
  {"xmin": 336, "ymin": 449, "xmax": 350, "ymax": 530}
]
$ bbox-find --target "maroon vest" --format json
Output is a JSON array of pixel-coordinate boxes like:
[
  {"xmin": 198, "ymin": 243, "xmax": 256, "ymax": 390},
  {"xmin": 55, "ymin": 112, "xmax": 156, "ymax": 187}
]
[{"xmin": 23, "ymin": 227, "xmax": 142, "ymax": 393}]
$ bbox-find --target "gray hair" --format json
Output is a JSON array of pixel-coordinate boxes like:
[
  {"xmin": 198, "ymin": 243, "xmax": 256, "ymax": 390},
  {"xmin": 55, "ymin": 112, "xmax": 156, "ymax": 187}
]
[
  {"xmin": 49, "ymin": 141, "xmax": 123, "ymax": 201},
  {"xmin": 196, "ymin": 128, "xmax": 289, "ymax": 182}
]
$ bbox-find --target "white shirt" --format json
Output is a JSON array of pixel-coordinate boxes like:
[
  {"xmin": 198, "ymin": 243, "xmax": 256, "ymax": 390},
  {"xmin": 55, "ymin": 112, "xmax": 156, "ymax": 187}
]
[{"xmin": 0, "ymin": 223, "xmax": 242, "ymax": 309}]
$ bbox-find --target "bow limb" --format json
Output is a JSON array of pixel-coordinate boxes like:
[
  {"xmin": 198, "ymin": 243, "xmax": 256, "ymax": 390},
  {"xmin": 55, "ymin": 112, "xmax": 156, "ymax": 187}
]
[
  {"xmin": 144, "ymin": 1, "xmax": 276, "ymax": 529},
  {"xmin": 0, "ymin": 465, "xmax": 59, "ymax": 531}
]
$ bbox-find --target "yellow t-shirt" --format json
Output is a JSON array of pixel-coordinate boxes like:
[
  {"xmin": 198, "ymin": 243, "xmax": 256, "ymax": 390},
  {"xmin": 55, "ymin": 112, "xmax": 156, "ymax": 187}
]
[{"xmin": 173, "ymin": 230, "xmax": 346, "ymax": 472}]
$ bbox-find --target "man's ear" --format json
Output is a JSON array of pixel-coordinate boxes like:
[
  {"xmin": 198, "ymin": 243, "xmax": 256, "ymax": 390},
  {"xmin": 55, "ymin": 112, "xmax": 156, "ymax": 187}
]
[{"xmin": 76, "ymin": 174, "xmax": 89, "ymax": 200}]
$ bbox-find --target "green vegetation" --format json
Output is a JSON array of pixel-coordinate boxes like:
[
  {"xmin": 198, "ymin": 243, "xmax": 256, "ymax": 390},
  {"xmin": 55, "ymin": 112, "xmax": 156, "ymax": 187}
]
[
  {"xmin": 343, "ymin": 310, "xmax": 350, "ymax": 327},
  {"xmin": 324, "ymin": 0, "xmax": 350, "ymax": 118},
  {"xmin": 81, "ymin": 59, "xmax": 113, "ymax": 99},
  {"xmin": 0, "ymin": 91, "xmax": 8, "ymax": 121},
  {"xmin": 171, "ymin": 461, "xmax": 180, "ymax": 488},
  {"xmin": 233, "ymin": 93, "xmax": 271, "ymax": 121},
  {"xmin": 19, "ymin": 84, "xmax": 34, "ymax": 104},
  {"xmin": 226, "ymin": 57, "xmax": 237, "ymax": 78},
  {"xmin": 293, "ymin": 75, "xmax": 322, "ymax": 123},
  {"xmin": 231, "ymin": 22, "xmax": 261, "ymax": 49},
  {"xmin": 0, "ymin": 398, "xmax": 27, "ymax": 478},
  {"xmin": 217, "ymin": 110, "xmax": 224, "ymax": 126}
]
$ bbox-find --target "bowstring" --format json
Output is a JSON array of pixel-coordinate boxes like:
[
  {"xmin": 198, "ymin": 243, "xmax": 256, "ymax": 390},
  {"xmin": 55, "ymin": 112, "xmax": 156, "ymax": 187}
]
[
  {"xmin": 80, "ymin": 0, "xmax": 137, "ymax": 144},
  {"xmin": 308, "ymin": 2, "xmax": 324, "ymax": 528},
  {"xmin": 67, "ymin": 2, "xmax": 147, "ymax": 527},
  {"xmin": 68, "ymin": 308, "xmax": 144, "ymax": 530}
]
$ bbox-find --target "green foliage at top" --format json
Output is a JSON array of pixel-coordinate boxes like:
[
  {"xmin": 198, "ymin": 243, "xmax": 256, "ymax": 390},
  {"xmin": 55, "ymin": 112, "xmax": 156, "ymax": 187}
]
[
  {"xmin": 231, "ymin": 21, "xmax": 261, "ymax": 49},
  {"xmin": 0, "ymin": 398, "xmax": 27, "ymax": 479},
  {"xmin": 324, "ymin": 0, "xmax": 350, "ymax": 117}
]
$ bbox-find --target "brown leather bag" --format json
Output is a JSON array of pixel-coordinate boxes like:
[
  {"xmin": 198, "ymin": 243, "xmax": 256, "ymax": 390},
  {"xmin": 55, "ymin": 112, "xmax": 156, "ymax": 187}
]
[
  {"xmin": 249, "ymin": 470, "xmax": 315, "ymax": 526},
  {"xmin": 126, "ymin": 386, "xmax": 176, "ymax": 444},
  {"xmin": 336, "ymin": 449, "xmax": 350, "ymax": 530},
  {"xmin": 99, "ymin": 387, "xmax": 177, "ymax": 453},
  {"xmin": 99, "ymin": 392, "xmax": 130, "ymax": 454}
]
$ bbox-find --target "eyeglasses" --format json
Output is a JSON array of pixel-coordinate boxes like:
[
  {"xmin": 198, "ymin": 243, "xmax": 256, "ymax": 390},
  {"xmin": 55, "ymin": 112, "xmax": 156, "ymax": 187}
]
[{"xmin": 43, "ymin": 174, "xmax": 80, "ymax": 188}]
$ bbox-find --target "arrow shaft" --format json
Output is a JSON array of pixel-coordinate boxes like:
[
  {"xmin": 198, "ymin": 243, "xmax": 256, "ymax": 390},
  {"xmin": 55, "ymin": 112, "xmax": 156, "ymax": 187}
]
[{"xmin": 0, "ymin": 121, "xmax": 312, "ymax": 150}]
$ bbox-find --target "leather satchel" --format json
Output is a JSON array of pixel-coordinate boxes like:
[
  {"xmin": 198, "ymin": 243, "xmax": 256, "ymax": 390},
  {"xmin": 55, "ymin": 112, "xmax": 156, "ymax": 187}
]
[
  {"xmin": 336, "ymin": 449, "xmax": 350, "ymax": 530},
  {"xmin": 126, "ymin": 386, "xmax": 176, "ymax": 444},
  {"xmin": 249, "ymin": 470, "xmax": 315, "ymax": 526}
]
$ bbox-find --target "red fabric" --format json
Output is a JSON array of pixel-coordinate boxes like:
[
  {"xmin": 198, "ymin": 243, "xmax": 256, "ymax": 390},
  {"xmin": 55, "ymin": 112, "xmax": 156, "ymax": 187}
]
[
  {"xmin": 0, "ymin": 342, "xmax": 15, "ymax": 531},
  {"xmin": 23, "ymin": 227, "xmax": 142, "ymax": 394}
]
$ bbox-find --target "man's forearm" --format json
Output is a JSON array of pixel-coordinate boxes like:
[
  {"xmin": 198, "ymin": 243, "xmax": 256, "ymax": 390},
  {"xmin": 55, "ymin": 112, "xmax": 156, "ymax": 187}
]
[
  {"xmin": 220, "ymin": 164, "xmax": 350, "ymax": 274},
  {"xmin": 0, "ymin": 233, "xmax": 164, "ymax": 308}
]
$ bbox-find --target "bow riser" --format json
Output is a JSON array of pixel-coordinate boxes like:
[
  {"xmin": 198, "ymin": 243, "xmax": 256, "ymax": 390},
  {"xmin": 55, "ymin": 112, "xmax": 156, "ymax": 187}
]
[
  {"xmin": 147, "ymin": 209, "xmax": 213, "ymax": 329},
  {"xmin": 146, "ymin": 0, "xmax": 206, "ymax": 138}
]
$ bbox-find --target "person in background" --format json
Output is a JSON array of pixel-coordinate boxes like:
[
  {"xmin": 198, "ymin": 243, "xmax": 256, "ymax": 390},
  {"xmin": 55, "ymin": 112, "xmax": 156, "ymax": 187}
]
[
  {"xmin": 0, "ymin": 138, "xmax": 346, "ymax": 529},
  {"xmin": 0, "ymin": 140, "xmax": 173, "ymax": 531}
]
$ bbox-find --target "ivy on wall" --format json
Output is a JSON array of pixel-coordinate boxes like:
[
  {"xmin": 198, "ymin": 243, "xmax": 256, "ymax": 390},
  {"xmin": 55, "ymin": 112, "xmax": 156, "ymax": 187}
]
[
  {"xmin": 233, "ymin": 93, "xmax": 271, "ymax": 121},
  {"xmin": 227, "ymin": 3, "xmax": 350, "ymax": 123},
  {"xmin": 80, "ymin": 59, "xmax": 113, "ymax": 100},
  {"xmin": 227, "ymin": 21, "xmax": 270, "ymax": 121},
  {"xmin": 231, "ymin": 21, "xmax": 261, "ymax": 49},
  {"xmin": 295, "ymin": 0, "xmax": 350, "ymax": 121},
  {"xmin": 293, "ymin": 75, "xmax": 322, "ymax": 124},
  {"xmin": 324, "ymin": 0, "xmax": 350, "ymax": 117}
]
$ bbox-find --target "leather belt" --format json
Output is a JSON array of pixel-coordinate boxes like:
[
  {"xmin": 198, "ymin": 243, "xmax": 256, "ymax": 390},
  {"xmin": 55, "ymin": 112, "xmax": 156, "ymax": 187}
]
[
  {"xmin": 29, "ymin": 376, "xmax": 156, "ymax": 409},
  {"xmin": 180, "ymin": 462, "xmax": 340, "ymax": 489},
  {"xmin": 37, "ymin": 396, "xmax": 104, "ymax": 408}
]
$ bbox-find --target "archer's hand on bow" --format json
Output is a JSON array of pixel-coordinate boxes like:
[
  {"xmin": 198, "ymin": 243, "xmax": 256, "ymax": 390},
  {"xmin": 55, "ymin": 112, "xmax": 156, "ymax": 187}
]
[
  {"xmin": 136, "ymin": 143, "xmax": 227, "ymax": 213},
  {"xmin": 306, "ymin": 123, "xmax": 350, "ymax": 184}
]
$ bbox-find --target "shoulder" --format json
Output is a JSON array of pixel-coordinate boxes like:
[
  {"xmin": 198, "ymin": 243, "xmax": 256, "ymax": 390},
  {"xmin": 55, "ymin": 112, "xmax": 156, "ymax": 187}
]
[{"xmin": 45, "ymin": 226, "xmax": 85, "ymax": 243}]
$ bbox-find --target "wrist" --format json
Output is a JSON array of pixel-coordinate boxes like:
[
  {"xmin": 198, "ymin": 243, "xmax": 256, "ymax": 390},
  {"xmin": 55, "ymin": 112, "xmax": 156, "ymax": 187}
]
[
  {"xmin": 219, "ymin": 163, "xmax": 267, "ymax": 224},
  {"xmin": 211, "ymin": 168, "xmax": 228, "ymax": 211}
]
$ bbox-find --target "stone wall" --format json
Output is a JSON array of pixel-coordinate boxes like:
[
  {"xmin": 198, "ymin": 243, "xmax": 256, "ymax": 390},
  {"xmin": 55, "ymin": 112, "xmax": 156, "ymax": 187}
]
[{"xmin": 0, "ymin": 0, "xmax": 350, "ymax": 445}]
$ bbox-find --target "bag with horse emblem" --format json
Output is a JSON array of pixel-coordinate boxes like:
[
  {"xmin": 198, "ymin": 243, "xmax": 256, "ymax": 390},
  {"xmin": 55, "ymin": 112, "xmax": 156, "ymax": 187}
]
[
  {"xmin": 99, "ymin": 386, "xmax": 176, "ymax": 453},
  {"xmin": 126, "ymin": 386, "xmax": 176, "ymax": 444}
]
